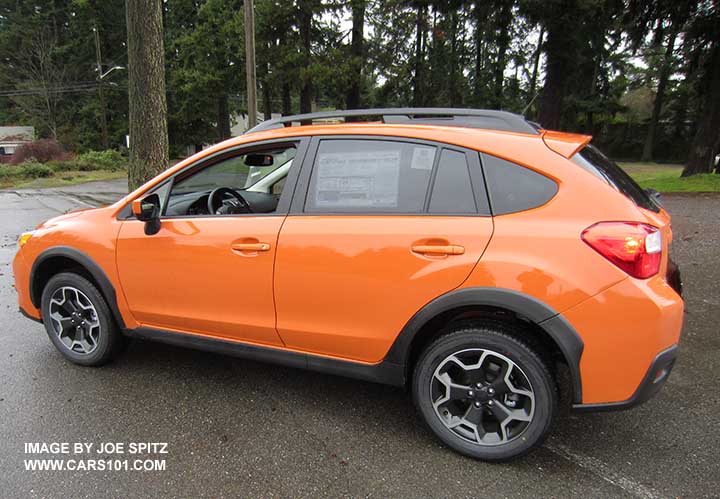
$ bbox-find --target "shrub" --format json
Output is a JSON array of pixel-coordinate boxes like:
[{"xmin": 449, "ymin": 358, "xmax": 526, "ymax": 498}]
[
  {"xmin": 21, "ymin": 162, "xmax": 54, "ymax": 178},
  {"xmin": 10, "ymin": 139, "xmax": 70, "ymax": 164},
  {"xmin": 0, "ymin": 164, "xmax": 23, "ymax": 180},
  {"xmin": 1, "ymin": 148, "xmax": 127, "ymax": 185},
  {"xmin": 46, "ymin": 160, "xmax": 76, "ymax": 173},
  {"xmin": 74, "ymin": 150, "xmax": 127, "ymax": 171}
]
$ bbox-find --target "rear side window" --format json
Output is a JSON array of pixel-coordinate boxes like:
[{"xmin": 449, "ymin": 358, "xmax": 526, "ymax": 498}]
[
  {"xmin": 305, "ymin": 139, "xmax": 435, "ymax": 213},
  {"xmin": 428, "ymin": 149, "xmax": 477, "ymax": 214},
  {"xmin": 482, "ymin": 154, "xmax": 558, "ymax": 215},
  {"xmin": 572, "ymin": 145, "xmax": 659, "ymax": 213}
]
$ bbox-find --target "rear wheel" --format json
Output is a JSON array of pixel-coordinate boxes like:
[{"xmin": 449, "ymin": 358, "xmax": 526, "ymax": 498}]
[
  {"xmin": 412, "ymin": 322, "xmax": 556, "ymax": 461},
  {"xmin": 41, "ymin": 272, "xmax": 124, "ymax": 366}
]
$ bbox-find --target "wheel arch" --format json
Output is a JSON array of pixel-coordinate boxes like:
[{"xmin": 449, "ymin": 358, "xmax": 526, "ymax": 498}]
[
  {"xmin": 386, "ymin": 287, "xmax": 584, "ymax": 403},
  {"xmin": 29, "ymin": 246, "xmax": 126, "ymax": 329}
]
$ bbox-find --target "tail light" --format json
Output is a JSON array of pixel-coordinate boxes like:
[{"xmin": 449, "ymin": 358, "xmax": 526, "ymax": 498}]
[{"xmin": 581, "ymin": 222, "xmax": 662, "ymax": 279}]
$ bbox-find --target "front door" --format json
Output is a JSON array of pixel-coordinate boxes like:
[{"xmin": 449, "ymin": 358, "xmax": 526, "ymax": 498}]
[
  {"xmin": 274, "ymin": 137, "xmax": 494, "ymax": 362},
  {"xmin": 116, "ymin": 141, "xmax": 302, "ymax": 346}
]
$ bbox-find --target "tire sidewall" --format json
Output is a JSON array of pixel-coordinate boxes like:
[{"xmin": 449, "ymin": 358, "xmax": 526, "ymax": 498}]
[
  {"xmin": 40, "ymin": 273, "xmax": 117, "ymax": 366},
  {"xmin": 413, "ymin": 329, "xmax": 556, "ymax": 461}
]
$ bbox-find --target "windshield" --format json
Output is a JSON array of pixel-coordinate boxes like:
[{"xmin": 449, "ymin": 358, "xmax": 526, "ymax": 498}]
[{"xmin": 571, "ymin": 145, "xmax": 659, "ymax": 213}]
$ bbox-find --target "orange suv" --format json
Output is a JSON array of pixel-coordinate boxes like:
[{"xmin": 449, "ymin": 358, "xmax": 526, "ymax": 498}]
[{"xmin": 13, "ymin": 109, "xmax": 683, "ymax": 461}]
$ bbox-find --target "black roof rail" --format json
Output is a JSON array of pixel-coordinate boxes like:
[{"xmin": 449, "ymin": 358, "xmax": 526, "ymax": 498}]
[{"xmin": 245, "ymin": 108, "xmax": 540, "ymax": 135}]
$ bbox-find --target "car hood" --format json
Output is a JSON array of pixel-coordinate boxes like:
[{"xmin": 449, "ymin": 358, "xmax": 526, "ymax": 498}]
[{"xmin": 36, "ymin": 207, "xmax": 95, "ymax": 229}]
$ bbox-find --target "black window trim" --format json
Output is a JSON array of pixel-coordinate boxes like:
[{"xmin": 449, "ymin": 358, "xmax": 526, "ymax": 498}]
[
  {"xmin": 426, "ymin": 147, "xmax": 482, "ymax": 215},
  {"xmin": 117, "ymin": 136, "xmax": 310, "ymax": 220},
  {"xmin": 289, "ymin": 135, "xmax": 491, "ymax": 217}
]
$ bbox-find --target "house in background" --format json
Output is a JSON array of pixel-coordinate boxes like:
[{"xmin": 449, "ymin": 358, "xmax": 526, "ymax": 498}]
[
  {"xmin": 177, "ymin": 113, "xmax": 279, "ymax": 158},
  {"xmin": 0, "ymin": 126, "xmax": 34, "ymax": 157},
  {"xmin": 230, "ymin": 112, "xmax": 281, "ymax": 137}
]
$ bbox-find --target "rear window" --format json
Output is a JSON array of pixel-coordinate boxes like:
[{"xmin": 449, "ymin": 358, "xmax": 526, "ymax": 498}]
[{"xmin": 572, "ymin": 145, "xmax": 659, "ymax": 213}]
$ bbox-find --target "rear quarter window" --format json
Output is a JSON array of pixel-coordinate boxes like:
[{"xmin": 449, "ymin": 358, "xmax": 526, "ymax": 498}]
[{"xmin": 481, "ymin": 153, "xmax": 558, "ymax": 215}]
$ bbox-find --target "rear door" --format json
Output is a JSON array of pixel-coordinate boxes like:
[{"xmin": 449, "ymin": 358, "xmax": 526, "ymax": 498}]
[{"xmin": 274, "ymin": 136, "xmax": 494, "ymax": 363}]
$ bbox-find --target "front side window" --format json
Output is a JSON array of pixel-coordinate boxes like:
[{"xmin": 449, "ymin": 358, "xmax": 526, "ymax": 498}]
[
  {"xmin": 171, "ymin": 147, "xmax": 295, "ymax": 195},
  {"xmin": 164, "ymin": 145, "xmax": 296, "ymax": 216},
  {"xmin": 305, "ymin": 139, "xmax": 436, "ymax": 213}
]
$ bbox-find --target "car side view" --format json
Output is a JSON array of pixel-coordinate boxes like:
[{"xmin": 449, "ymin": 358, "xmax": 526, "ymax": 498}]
[{"xmin": 13, "ymin": 108, "xmax": 683, "ymax": 461}]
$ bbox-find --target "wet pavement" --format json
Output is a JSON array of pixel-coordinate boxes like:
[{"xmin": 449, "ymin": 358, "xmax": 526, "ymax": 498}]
[{"xmin": 0, "ymin": 183, "xmax": 717, "ymax": 498}]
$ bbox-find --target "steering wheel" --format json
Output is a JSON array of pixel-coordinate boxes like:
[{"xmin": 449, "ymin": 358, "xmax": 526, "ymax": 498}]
[{"xmin": 207, "ymin": 187, "xmax": 253, "ymax": 214}]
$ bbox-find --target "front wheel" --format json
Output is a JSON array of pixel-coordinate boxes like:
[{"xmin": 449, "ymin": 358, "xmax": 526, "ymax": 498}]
[
  {"xmin": 412, "ymin": 323, "xmax": 557, "ymax": 461},
  {"xmin": 40, "ymin": 272, "xmax": 125, "ymax": 366}
]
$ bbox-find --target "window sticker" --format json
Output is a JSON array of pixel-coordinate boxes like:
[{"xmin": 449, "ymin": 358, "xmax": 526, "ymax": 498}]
[
  {"xmin": 411, "ymin": 146, "xmax": 435, "ymax": 170},
  {"xmin": 314, "ymin": 150, "xmax": 401, "ymax": 208}
]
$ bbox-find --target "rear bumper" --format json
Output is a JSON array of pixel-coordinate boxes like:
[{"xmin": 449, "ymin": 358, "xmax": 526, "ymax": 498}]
[
  {"xmin": 561, "ymin": 273, "xmax": 683, "ymax": 405},
  {"xmin": 572, "ymin": 344, "xmax": 677, "ymax": 412}
]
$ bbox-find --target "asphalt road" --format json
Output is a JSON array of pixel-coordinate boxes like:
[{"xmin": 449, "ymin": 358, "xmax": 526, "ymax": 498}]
[{"xmin": 0, "ymin": 180, "xmax": 718, "ymax": 498}]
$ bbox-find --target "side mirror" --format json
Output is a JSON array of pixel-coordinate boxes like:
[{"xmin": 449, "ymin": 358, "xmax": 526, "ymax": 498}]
[{"xmin": 132, "ymin": 193, "xmax": 161, "ymax": 235}]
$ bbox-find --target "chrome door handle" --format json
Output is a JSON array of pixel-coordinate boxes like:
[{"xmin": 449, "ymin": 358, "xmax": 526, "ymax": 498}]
[
  {"xmin": 411, "ymin": 244, "xmax": 465, "ymax": 256},
  {"xmin": 231, "ymin": 242, "xmax": 271, "ymax": 252}
]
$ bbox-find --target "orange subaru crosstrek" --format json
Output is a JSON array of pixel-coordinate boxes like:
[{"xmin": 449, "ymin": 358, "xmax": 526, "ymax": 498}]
[{"xmin": 14, "ymin": 109, "xmax": 683, "ymax": 461}]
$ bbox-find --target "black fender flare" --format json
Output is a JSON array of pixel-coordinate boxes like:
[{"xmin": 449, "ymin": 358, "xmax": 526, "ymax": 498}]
[
  {"xmin": 29, "ymin": 246, "xmax": 126, "ymax": 329},
  {"xmin": 384, "ymin": 287, "xmax": 584, "ymax": 403}
]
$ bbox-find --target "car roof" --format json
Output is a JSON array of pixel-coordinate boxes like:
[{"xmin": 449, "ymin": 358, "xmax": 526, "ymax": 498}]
[
  {"xmin": 216, "ymin": 121, "xmax": 591, "ymax": 160},
  {"xmin": 240, "ymin": 108, "xmax": 591, "ymax": 159}
]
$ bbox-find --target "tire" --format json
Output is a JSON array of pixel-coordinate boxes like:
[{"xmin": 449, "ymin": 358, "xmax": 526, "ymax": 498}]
[
  {"xmin": 412, "ymin": 321, "xmax": 557, "ymax": 461},
  {"xmin": 40, "ymin": 272, "xmax": 125, "ymax": 366}
]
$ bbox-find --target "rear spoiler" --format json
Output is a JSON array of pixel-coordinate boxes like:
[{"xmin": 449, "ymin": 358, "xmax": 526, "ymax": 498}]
[{"xmin": 541, "ymin": 130, "xmax": 592, "ymax": 158}]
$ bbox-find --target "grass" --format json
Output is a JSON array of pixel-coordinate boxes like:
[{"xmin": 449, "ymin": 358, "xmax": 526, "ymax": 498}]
[
  {"xmin": 0, "ymin": 170, "xmax": 126, "ymax": 190},
  {"xmin": 619, "ymin": 162, "xmax": 720, "ymax": 193}
]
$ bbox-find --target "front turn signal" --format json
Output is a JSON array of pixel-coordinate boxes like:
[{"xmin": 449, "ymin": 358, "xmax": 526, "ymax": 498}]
[{"xmin": 18, "ymin": 231, "xmax": 34, "ymax": 248}]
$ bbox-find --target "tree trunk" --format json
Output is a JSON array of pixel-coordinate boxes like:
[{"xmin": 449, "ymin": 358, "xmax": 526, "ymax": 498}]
[
  {"xmin": 412, "ymin": 4, "xmax": 426, "ymax": 107},
  {"xmin": 641, "ymin": 28, "xmax": 678, "ymax": 162},
  {"xmin": 493, "ymin": 0, "xmax": 513, "ymax": 108},
  {"xmin": 126, "ymin": 0, "xmax": 169, "ymax": 191},
  {"xmin": 217, "ymin": 93, "xmax": 231, "ymax": 140},
  {"xmin": 298, "ymin": 1, "xmax": 313, "ymax": 114},
  {"xmin": 448, "ymin": 10, "xmax": 460, "ymax": 107},
  {"xmin": 345, "ymin": 0, "xmax": 365, "ymax": 110},
  {"xmin": 682, "ymin": 43, "xmax": 720, "ymax": 176},
  {"xmin": 262, "ymin": 79, "xmax": 272, "ymax": 120},
  {"xmin": 93, "ymin": 23, "xmax": 109, "ymax": 149},
  {"xmin": 473, "ymin": 3, "xmax": 487, "ymax": 104},
  {"xmin": 527, "ymin": 27, "xmax": 544, "ymax": 111},
  {"xmin": 538, "ymin": 26, "xmax": 568, "ymax": 130},
  {"xmin": 282, "ymin": 82, "xmax": 291, "ymax": 116},
  {"xmin": 674, "ymin": 48, "xmax": 701, "ymax": 139}
]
